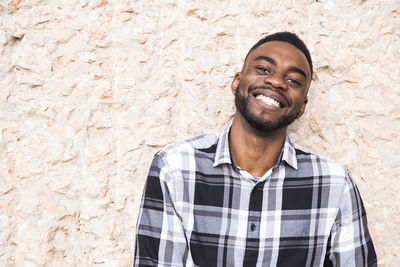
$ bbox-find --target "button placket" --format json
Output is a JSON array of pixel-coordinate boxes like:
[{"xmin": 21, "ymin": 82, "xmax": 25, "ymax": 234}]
[{"xmin": 247, "ymin": 183, "xmax": 262, "ymax": 238}]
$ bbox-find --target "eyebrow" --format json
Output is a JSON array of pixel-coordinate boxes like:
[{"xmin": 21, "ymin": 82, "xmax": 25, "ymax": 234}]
[{"xmin": 254, "ymin": 55, "xmax": 308, "ymax": 79}]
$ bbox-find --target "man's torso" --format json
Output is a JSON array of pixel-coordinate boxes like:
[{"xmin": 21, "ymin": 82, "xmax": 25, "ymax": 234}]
[{"xmin": 156, "ymin": 127, "xmax": 347, "ymax": 266}]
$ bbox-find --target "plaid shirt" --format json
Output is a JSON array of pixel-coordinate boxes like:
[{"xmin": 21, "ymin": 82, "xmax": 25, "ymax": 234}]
[{"xmin": 134, "ymin": 125, "xmax": 377, "ymax": 267}]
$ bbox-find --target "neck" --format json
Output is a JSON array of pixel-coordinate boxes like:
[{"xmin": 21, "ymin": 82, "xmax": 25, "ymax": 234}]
[{"xmin": 229, "ymin": 112, "xmax": 287, "ymax": 177}]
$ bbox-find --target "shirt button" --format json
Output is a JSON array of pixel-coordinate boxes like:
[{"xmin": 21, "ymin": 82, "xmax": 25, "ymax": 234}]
[{"xmin": 250, "ymin": 223, "xmax": 256, "ymax": 231}]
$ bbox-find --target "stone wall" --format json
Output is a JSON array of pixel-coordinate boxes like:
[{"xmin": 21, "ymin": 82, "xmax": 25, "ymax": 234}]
[{"xmin": 0, "ymin": 0, "xmax": 399, "ymax": 265}]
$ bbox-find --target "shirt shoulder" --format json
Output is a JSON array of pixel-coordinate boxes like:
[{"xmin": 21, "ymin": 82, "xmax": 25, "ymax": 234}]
[
  {"xmin": 290, "ymin": 141, "xmax": 348, "ymax": 179},
  {"xmin": 156, "ymin": 132, "xmax": 219, "ymax": 165}
]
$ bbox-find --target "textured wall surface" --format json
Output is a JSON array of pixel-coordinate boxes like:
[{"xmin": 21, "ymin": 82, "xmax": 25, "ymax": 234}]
[{"xmin": 0, "ymin": 0, "xmax": 399, "ymax": 266}]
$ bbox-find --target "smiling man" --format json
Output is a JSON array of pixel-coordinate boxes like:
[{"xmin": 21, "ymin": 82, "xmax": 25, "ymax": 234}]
[{"xmin": 134, "ymin": 32, "xmax": 377, "ymax": 267}]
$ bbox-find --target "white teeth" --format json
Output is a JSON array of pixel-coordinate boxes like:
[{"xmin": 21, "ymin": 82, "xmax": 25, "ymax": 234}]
[{"xmin": 256, "ymin": 95, "xmax": 281, "ymax": 108}]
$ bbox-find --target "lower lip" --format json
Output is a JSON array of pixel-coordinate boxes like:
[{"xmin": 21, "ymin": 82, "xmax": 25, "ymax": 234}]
[{"xmin": 254, "ymin": 96, "xmax": 282, "ymax": 112}]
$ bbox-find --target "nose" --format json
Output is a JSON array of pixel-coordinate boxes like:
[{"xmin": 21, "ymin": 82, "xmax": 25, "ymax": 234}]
[{"xmin": 264, "ymin": 72, "xmax": 287, "ymax": 90}]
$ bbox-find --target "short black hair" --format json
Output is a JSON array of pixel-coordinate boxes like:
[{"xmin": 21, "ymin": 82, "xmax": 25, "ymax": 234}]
[{"xmin": 245, "ymin": 32, "xmax": 313, "ymax": 76}]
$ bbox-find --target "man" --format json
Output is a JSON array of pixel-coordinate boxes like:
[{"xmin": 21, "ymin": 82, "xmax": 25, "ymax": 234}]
[{"xmin": 134, "ymin": 32, "xmax": 377, "ymax": 267}]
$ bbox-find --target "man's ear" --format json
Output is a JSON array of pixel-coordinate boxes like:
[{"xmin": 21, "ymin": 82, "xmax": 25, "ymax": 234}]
[
  {"xmin": 297, "ymin": 96, "xmax": 308, "ymax": 118},
  {"xmin": 231, "ymin": 72, "xmax": 241, "ymax": 95}
]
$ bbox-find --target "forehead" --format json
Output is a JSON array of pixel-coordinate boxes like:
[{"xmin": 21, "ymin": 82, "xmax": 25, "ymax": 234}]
[{"xmin": 246, "ymin": 41, "xmax": 311, "ymax": 77}]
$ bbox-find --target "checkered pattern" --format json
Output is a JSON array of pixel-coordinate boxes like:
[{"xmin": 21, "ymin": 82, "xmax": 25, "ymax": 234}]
[{"xmin": 134, "ymin": 125, "xmax": 376, "ymax": 267}]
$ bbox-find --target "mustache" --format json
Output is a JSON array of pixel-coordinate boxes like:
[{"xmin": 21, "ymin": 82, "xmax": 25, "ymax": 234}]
[{"xmin": 248, "ymin": 85, "xmax": 273, "ymax": 93}]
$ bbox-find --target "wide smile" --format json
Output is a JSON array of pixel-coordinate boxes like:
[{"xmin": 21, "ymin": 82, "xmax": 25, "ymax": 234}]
[
  {"xmin": 252, "ymin": 90, "xmax": 288, "ymax": 110},
  {"xmin": 255, "ymin": 94, "xmax": 281, "ymax": 108}
]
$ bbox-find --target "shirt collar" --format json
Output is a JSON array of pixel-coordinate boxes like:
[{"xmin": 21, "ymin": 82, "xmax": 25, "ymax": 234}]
[
  {"xmin": 213, "ymin": 123, "xmax": 298, "ymax": 170},
  {"xmin": 281, "ymin": 135, "xmax": 298, "ymax": 170},
  {"xmin": 213, "ymin": 123, "xmax": 233, "ymax": 167}
]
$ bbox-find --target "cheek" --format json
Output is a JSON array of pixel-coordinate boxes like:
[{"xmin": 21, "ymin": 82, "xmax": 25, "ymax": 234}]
[{"xmin": 235, "ymin": 83, "xmax": 247, "ymax": 97}]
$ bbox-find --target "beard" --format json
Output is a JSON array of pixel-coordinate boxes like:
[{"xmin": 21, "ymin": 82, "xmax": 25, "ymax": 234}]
[{"xmin": 234, "ymin": 85, "xmax": 302, "ymax": 132}]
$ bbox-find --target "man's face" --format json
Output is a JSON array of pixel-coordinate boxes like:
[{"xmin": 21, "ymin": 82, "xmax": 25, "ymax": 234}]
[{"xmin": 232, "ymin": 41, "xmax": 311, "ymax": 132}]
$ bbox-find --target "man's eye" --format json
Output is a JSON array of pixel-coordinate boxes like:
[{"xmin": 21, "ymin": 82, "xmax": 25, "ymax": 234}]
[
  {"xmin": 256, "ymin": 66, "xmax": 270, "ymax": 73},
  {"xmin": 288, "ymin": 79, "xmax": 302, "ymax": 86}
]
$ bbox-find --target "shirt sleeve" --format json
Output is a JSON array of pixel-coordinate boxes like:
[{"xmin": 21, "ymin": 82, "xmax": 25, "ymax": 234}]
[
  {"xmin": 324, "ymin": 170, "xmax": 377, "ymax": 267},
  {"xmin": 134, "ymin": 154, "xmax": 194, "ymax": 267}
]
